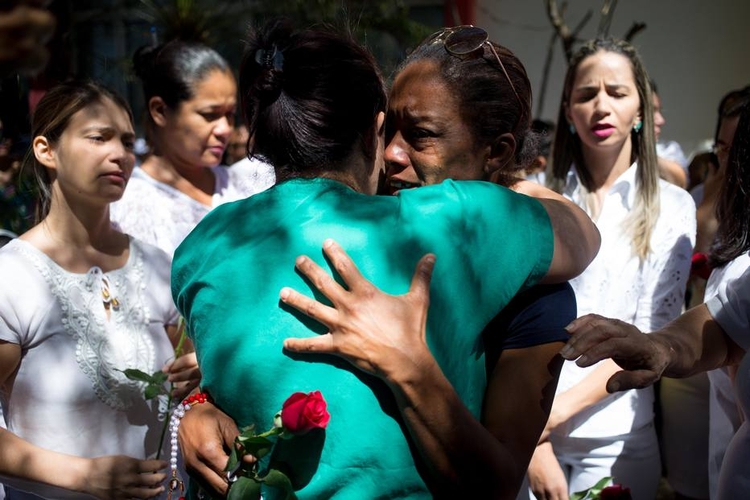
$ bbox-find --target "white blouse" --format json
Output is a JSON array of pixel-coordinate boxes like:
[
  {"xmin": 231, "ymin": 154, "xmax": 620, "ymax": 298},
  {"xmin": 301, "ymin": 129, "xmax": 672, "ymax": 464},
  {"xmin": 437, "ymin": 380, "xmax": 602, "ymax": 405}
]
[
  {"xmin": 706, "ymin": 266, "xmax": 750, "ymax": 499},
  {"xmin": 555, "ymin": 163, "xmax": 696, "ymax": 438},
  {"xmin": 111, "ymin": 158, "xmax": 275, "ymax": 256},
  {"xmin": 705, "ymin": 252, "xmax": 750, "ymax": 498},
  {"xmin": 0, "ymin": 238, "xmax": 179, "ymax": 499}
]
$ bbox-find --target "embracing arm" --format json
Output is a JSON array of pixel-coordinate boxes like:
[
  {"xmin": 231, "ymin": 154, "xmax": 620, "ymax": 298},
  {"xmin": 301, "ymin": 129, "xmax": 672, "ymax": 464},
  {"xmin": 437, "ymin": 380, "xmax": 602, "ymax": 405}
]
[
  {"xmin": 512, "ymin": 180, "xmax": 600, "ymax": 284},
  {"xmin": 0, "ymin": 341, "xmax": 167, "ymax": 499},
  {"xmin": 481, "ymin": 343, "xmax": 564, "ymax": 497},
  {"xmin": 280, "ymin": 239, "xmax": 537, "ymax": 498},
  {"xmin": 175, "ymin": 398, "xmax": 242, "ymax": 496}
]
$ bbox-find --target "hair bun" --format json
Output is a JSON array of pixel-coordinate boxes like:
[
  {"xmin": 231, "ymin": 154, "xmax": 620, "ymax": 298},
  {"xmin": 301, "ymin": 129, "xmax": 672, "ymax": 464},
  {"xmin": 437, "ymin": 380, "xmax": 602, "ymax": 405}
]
[{"xmin": 132, "ymin": 44, "xmax": 159, "ymax": 80}]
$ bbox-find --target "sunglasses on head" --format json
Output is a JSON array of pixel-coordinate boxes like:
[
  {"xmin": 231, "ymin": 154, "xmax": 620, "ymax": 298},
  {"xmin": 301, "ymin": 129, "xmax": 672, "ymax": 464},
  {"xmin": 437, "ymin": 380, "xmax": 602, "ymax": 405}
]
[{"xmin": 420, "ymin": 25, "xmax": 522, "ymax": 108}]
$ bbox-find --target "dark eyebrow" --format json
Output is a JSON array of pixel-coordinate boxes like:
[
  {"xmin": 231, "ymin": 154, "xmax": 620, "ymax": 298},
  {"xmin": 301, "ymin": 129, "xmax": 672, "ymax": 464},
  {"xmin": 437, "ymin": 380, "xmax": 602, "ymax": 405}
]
[
  {"xmin": 81, "ymin": 126, "xmax": 112, "ymax": 134},
  {"xmin": 573, "ymin": 83, "xmax": 630, "ymax": 92},
  {"xmin": 81, "ymin": 126, "xmax": 135, "ymax": 140}
]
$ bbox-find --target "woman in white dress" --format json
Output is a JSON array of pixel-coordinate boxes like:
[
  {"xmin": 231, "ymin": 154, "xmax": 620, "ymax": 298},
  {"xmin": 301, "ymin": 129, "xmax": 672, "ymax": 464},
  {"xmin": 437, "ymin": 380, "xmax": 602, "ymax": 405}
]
[
  {"xmin": 0, "ymin": 81, "xmax": 199, "ymax": 499},
  {"xmin": 521, "ymin": 38, "xmax": 696, "ymax": 500},
  {"xmin": 110, "ymin": 41, "xmax": 275, "ymax": 256}
]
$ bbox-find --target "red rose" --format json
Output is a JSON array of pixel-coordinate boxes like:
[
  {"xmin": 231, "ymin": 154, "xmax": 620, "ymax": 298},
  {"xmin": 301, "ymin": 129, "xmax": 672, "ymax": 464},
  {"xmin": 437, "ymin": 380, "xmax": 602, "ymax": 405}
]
[
  {"xmin": 600, "ymin": 484, "xmax": 632, "ymax": 500},
  {"xmin": 280, "ymin": 391, "xmax": 330, "ymax": 435}
]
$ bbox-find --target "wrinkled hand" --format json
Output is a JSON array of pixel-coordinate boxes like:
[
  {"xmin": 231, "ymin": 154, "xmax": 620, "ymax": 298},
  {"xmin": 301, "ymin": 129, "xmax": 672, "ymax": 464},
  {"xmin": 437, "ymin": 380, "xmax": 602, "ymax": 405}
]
[
  {"xmin": 163, "ymin": 353, "xmax": 201, "ymax": 400},
  {"xmin": 177, "ymin": 399, "xmax": 243, "ymax": 497},
  {"xmin": 83, "ymin": 455, "xmax": 166, "ymax": 500},
  {"xmin": 0, "ymin": 2, "xmax": 56, "ymax": 76},
  {"xmin": 561, "ymin": 313, "xmax": 671, "ymax": 392},
  {"xmin": 527, "ymin": 442, "xmax": 568, "ymax": 500},
  {"xmin": 280, "ymin": 239, "xmax": 435, "ymax": 384}
]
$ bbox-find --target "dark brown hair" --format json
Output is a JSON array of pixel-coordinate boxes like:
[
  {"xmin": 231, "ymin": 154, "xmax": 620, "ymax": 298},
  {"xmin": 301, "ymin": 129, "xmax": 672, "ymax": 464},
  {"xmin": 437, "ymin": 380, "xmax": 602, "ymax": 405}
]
[
  {"xmin": 239, "ymin": 19, "xmax": 386, "ymax": 179},
  {"xmin": 710, "ymin": 101, "xmax": 750, "ymax": 267}
]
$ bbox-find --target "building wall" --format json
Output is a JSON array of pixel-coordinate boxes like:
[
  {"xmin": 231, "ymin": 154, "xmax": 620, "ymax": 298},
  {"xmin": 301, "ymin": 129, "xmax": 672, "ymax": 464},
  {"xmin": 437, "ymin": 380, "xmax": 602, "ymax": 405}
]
[{"xmin": 476, "ymin": 0, "xmax": 750, "ymax": 157}]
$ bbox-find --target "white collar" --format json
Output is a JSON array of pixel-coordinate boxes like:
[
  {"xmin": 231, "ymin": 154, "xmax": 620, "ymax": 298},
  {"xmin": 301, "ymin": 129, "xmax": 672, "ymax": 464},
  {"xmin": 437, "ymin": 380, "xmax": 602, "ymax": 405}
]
[{"xmin": 565, "ymin": 162, "xmax": 638, "ymax": 211}]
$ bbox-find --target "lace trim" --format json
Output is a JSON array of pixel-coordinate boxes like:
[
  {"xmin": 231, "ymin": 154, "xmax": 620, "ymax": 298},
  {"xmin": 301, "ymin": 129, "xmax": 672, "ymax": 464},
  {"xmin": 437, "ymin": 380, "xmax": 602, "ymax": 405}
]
[{"xmin": 12, "ymin": 242, "xmax": 157, "ymax": 410}]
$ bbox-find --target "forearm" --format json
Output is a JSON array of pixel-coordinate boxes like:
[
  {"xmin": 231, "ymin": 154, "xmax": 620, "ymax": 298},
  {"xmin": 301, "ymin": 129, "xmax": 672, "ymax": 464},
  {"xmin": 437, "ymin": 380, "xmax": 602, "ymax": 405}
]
[
  {"xmin": 0, "ymin": 428, "xmax": 90, "ymax": 493},
  {"xmin": 546, "ymin": 359, "xmax": 620, "ymax": 436},
  {"xmin": 651, "ymin": 304, "xmax": 743, "ymax": 378},
  {"xmin": 387, "ymin": 358, "xmax": 518, "ymax": 499}
]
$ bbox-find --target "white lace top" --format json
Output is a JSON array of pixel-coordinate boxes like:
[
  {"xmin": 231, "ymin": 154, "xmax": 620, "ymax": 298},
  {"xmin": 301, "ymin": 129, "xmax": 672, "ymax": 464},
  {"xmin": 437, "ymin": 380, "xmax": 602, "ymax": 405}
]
[
  {"xmin": 554, "ymin": 163, "xmax": 696, "ymax": 438},
  {"xmin": 111, "ymin": 158, "xmax": 276, "ymax": 256},
  {"xmin": 0, "ymin": 238, "xmax": 179, "ymax": 499}
]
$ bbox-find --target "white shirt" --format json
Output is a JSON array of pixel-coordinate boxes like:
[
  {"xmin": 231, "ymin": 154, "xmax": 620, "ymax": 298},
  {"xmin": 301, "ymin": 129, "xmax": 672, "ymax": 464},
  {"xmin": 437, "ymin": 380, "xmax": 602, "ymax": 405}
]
[
  {"xmin": 555, "ymin": 163, "xmax": 696, "ymax": 438},
  {"xmin": 705, "ymin": 253, "xmax": 750, "ymax": 499},
  {"xmin": 705, "ymin": 266, "xmax": 750, "ymax": 499},
  {"xmin": 0, "ymin": 239, "xmax": 179, "ymax": 499},
  {"xmin": 111, "ymin": 158, "xmax": 275, "ymax": 256}
]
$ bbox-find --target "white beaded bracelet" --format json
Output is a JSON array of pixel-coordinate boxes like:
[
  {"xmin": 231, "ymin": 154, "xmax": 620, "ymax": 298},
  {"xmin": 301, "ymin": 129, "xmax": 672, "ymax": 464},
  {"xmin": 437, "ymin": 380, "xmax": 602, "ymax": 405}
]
[{"xmin": 167, "ymin": 393, "xmax": 209, "ymax": 500}]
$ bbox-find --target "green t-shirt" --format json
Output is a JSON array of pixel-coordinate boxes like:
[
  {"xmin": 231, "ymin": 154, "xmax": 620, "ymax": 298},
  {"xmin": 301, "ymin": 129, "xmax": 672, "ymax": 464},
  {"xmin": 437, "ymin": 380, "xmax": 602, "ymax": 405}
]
[{"xmin": 172, "ymin": 177, "xmax": 553, "ymax": 499}]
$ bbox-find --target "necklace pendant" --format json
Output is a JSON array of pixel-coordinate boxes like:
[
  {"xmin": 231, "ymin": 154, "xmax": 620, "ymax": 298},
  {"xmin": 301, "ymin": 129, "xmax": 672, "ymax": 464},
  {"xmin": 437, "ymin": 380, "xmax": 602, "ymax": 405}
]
[{"xmin": 100, "ymin": 276, "xmax": 119, "ymax": 311}]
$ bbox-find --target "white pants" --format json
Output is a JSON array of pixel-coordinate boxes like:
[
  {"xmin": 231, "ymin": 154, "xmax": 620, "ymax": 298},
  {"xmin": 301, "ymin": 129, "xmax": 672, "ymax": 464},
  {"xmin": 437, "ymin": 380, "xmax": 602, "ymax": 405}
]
[{"xmin": 517, "ymin": 424, "xmax": 661, "ymax": 500}]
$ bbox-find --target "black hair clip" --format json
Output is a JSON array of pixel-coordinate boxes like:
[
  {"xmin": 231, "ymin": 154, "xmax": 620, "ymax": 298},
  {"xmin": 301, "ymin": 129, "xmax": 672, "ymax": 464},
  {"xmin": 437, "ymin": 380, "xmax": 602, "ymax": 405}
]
[{"xmin": 255, "ymin": 45, "xmax": 284, "ymax": 71}]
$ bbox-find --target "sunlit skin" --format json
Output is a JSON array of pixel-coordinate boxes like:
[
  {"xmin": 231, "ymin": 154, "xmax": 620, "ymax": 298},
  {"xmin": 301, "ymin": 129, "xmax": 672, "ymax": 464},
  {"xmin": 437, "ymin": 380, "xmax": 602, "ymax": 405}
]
[
  {"xmin": 385, "ymin": 59, "xmax": 490, "ymax": 194},
  {"xmin": 45, "ymin": 98, "xmax": 136, "ymax": 208},
  {"xmin": 565, "ymin": 51, "xmax": 641, "ymax": 156}
]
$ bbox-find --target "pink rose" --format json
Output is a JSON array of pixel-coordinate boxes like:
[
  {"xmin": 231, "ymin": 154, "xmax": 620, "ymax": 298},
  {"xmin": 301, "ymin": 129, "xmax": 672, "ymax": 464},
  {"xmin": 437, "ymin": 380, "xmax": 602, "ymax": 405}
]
[
  {"xmin": 280, "ymin": 391, "xmax": 330, "ymax": 435},
  {"xmin": 600, "ymin": 484, "xmax": 632, "ymax": 500}
]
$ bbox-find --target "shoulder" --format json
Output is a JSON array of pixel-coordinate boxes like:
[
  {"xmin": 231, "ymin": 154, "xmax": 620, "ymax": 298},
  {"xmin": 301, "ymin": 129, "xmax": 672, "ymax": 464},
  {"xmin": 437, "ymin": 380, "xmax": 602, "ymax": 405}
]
[
  {"xmin": 112, "ymin": 169, "xmax": 164, "ymax": 212},
  {"xmin": 123, "ymin": 167, "xmax": 161, "ymax": 194},
  {"xmin": 130, "ymin": 237, "xmax": 171, "ymax": 266},
  {"xmin": 654, "ymin": 180, "xmax": 697, "ymax": 241},
  {"xmin": 0, "ymin": 240, "xmax": 41, "ymax": 279},
  {"xmin": 220, "ymin": 158, "xmax": 277, "ymax": 199},
  {"xmin": 0, "ymin": 242, "xmax": 54, "ymax": 339},
  {"xmin": 658, "ymin": 179, "xmax": 696, "ymax": 210},
  {"xmin": 707, "ymin": 267, "xmax": 750, "ymax": 349},
  {"xmin": 405, "ymin": 179, "xmax": 535, "ymax": 209}
]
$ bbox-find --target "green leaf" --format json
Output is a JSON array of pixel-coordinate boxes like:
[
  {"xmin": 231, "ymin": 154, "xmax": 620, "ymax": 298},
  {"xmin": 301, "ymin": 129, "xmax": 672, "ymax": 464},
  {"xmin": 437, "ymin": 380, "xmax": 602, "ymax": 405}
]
[
  {"xmin": 236, "ymin": 435, "xmax": 273, "ymax": 460},
  {"xmin": 260, "ymin": 469, "xmax": 296, "ymax": 499},
  {"xmin": 238, "ymin": 424, "xmax": 257, "ymax": 437},
  {"xmin": 570, "ymin": 476, "xmax": 613, "ymax": 500},
  {"xmin": 144, "ymin": 384, "xmax": 167, "ymax": 400},
  {"xmin": 589, "ymin": 476, "xmax": 613, "ymax": 494},
  {"xmin": 120, "ymin": 368, "xmax": 155, "ymax": 382},
  {"xmin": 227, "ymin": 476, "xmax": 262, "ymax": 500},
  {"xmin": 150, "ymin": 370, "xmax": 169, "ymax": 385}
]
